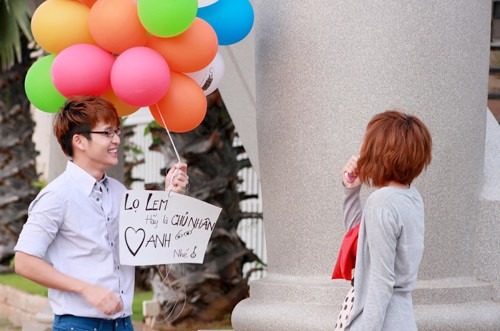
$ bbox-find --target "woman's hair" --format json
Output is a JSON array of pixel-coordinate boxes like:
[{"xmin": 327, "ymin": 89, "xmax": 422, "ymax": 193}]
[
  {"xmin": 357, "ymin": 110, "xmax": 432, "ymax": 187},
  {"xmin": 54, "ymin": 95, "xmax": 119, "ymax": 157}
]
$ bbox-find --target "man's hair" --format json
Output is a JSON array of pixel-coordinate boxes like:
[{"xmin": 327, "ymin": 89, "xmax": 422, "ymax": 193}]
[
  {"xmin": 357, "ymin": 110, "xmax": 432, "ymax": 187},
  {"xmin": 54, "ymin": 95, "xmax": 120, "ymax": 157}
]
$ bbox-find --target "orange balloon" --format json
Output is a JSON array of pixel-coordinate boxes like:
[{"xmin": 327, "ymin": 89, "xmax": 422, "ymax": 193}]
[
  {"xmin": 149, "ymin": 72, "xmax": 207, "ymax": 133},
  {"xmin": 101, "ymin": 89, "xmax": 140, "ymax": 117},
  {"xmin": 31, "ymin": 0, "xmax": 96, "ymax": 54},
  {"xmin": 76, "ymin": 0, "xmax": 97, "ymax": 7},
  {"xmin": 146, "ymin": 18, "xmax": 218, "ymax": 73},
  {"xmin": 89, "ymin": 0, "xmax": 148, "ymax": 54}
]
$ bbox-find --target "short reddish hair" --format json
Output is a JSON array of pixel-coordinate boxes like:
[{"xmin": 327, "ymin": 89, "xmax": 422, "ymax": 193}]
[
  {"xmin": 357, "ymin": 110, "xmax": 432, "ymax": 187},
  {"xmin": 54, "ymin": 95, "xmax": 119, "ymax": 157}
]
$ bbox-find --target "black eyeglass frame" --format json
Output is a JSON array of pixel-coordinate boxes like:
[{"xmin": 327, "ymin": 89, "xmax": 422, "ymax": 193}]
[{"xmin": 80, "ymin": 128, "xmax": 122, "ymax": 138}]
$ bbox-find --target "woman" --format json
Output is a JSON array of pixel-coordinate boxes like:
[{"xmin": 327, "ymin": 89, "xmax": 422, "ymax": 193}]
[{"xmin": 338, "ymin": 110, "xmax": 432, "ymax": 331}]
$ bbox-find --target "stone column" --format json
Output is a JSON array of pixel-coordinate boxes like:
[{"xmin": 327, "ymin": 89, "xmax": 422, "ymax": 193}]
[
  {"xmin": 231, "ymin": 1, "xmax": 500, "ymax": 330},
  {"xmin": 31, "ymin": 108, "xmax": 66, "ymax": 182}
]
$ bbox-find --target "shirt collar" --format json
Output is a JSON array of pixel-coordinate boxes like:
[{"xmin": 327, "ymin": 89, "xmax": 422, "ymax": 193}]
[
  {"xmin": 97, "ymin": 176, "xmax": 109, "ymax": 192},
  {"xmin": 66, "ymin": 161, "xmax": 109, "ymax": 196}
]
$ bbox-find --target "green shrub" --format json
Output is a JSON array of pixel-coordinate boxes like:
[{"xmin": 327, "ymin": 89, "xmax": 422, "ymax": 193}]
[{"xmin": 0, "ymin": 273, "xmax": 47, "ymax": 296}]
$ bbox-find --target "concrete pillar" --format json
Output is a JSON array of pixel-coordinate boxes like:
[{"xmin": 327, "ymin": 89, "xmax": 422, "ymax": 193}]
[
  {"xmin": 218, "ymin": 32, "xmax": 259, "ymax": 176},
  {"xmin": 231, "ymin": 1, "xmax": 500, "ymax": 330},
  {"xmin": 31, "ymin": 108, "xmax": 66, "ymax": 182}
]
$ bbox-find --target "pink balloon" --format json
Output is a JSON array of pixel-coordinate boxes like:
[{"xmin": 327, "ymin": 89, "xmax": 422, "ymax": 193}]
[
  {"xmin": 51, "ymin": 44, "xmax": 115, "ymax": 97},
  {"xmin": 111, "ymin": 47, "xmax": 170, "ymax": 107}
]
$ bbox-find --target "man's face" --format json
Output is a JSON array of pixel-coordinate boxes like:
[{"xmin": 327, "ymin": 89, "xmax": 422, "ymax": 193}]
[{"xmin": 81, "ymin": 122, "xmax": 121, "ymax": 171}]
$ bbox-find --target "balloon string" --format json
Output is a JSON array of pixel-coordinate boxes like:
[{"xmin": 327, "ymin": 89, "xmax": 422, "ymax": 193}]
[
  {"xmin": 153, "ymin": 103, "xmax": 181, "ymax": 163},
  {"xmin": 153, "ymin": 104, "xmax": 182, "ymax": 196},
  {"xmin": 153, "ymin": 264, "xmax": 187, "ymax": 324}
]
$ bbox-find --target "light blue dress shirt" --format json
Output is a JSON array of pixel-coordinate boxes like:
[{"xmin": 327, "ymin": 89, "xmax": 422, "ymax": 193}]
[{"xmin": 15, "ymin": 161, "xmax": 135, "ymax": 319}]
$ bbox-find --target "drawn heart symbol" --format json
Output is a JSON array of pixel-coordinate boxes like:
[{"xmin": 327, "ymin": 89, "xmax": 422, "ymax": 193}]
[{"xmin": 125, "ymin": 227, "xmax": 145, "ymax": 257}]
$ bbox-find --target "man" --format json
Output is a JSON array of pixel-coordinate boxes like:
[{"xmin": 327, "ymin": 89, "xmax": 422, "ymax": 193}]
[{"xmin": 14, "ymin": 96, "xmax": 189, "ymax": 330}]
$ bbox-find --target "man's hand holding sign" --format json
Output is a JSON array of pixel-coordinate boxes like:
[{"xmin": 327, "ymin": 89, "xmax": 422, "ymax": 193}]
[{"xmin": 165, "ymin": 162, "xmax": 189, "ymax": 194}]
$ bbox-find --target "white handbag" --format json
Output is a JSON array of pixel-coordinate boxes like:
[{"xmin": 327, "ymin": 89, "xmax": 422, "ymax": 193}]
[{"xmin": 334, "ymin": 287, "xmax": 355, "ymax": 331}]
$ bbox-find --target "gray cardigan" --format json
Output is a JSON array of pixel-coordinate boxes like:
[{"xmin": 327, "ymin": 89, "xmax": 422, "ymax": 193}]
[{"xmin": 343, "ymin": 185, "xmax": 425, "ymax": 331}]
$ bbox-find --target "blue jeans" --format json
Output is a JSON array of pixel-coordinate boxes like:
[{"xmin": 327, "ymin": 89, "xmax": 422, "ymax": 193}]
[{"xmin": 53, "ymin": 315, "xmax": 134, "ymax": 331}]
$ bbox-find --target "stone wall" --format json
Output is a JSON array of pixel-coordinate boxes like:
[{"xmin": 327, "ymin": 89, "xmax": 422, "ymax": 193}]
[{"xmin": 0, "ymin": 284, "xmax": 52, "ymax": 329}]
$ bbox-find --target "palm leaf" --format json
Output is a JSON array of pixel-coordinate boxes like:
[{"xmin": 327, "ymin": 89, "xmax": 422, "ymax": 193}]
[{"xmin": 0, "ymin": 0, "xmax": 33, "ymax": 70}]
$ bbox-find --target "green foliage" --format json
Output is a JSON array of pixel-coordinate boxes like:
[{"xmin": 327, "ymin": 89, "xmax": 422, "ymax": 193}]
[
  {"xmin": 144, "ymin": 121, "xmax": 162, "ymax": 146},
  {"xmin": 0, "ymin": 273, "xmax": 48, "ymax": 297},
  {"xmin": 0, "ymin": 0, "xmax": 33, "ymax": 70},
  {"xmin": 32, "ymin": 178, "xmax": 47, "ymax": 190}
]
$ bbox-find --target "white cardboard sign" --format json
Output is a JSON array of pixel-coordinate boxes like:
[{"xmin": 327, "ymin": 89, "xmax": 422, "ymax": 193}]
[{"xmin": 119, "ymin": 190, "xmax": 221, "ymax": 266}]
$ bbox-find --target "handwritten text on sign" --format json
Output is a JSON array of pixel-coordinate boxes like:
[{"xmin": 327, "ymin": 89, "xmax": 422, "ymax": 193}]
[{"xmin": 119, "ymin": 190, "xmax": 221, "ymax": 266}]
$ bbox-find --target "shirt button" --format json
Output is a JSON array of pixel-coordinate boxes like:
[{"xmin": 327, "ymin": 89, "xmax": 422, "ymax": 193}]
[
  {"xmin": 121, "ymin": 290, "xmax": 124, "ymax": 294},
  {"xmin": 111, "ymin": 242, "xmax": 114, "ymax": 246},
  {"xmin": 96, "ymin": 198, "xmax": 100, "ymax": 201},
  {"xmin": 117, "ymin": 266, "xmax": 120, "ymax": 269}
]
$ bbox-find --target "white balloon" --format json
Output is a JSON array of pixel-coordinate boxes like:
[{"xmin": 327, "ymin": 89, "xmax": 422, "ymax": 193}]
[
  {"xmin": 186, "ymin": 52, "xmax": 225, "ymax": 96},
  {"xmin": 198, "ymin": 0, "xmax": 219, "ymax": 8}
]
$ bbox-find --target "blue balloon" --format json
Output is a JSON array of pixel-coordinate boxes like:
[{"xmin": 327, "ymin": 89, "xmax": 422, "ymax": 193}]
[{"xmin": 197, "ymin": 0, "xmax": 254, "ymax": 46}]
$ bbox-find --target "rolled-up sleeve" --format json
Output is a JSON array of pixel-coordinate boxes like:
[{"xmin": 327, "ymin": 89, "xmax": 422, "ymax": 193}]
[{"xmin": 15, "ymin": 189, "xmax": 64, "ymax": 259}]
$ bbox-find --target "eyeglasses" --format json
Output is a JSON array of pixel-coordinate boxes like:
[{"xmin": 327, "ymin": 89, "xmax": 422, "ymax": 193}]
[{"xmin": 82, "ymin": 128, "xmax": 121, "ymax": 138}]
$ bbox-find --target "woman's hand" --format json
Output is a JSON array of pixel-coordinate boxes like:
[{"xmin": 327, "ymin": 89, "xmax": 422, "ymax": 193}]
[
  {"xmin": 341, "ymin": 156, "xmax": 361, "ymax": 188},
  {"xmin": 165, "ymin": 162, "xmax": 189, "ymax": 194}
]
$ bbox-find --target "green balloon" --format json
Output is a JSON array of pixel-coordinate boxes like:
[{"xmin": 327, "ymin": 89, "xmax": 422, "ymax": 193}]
[
  {"xmin": 25, "ymin": 55, "xmax": 66, "ymax": 113},
  {"xmin": 138, "ymin": 0, "xmax": 198, "ymax": 37}
]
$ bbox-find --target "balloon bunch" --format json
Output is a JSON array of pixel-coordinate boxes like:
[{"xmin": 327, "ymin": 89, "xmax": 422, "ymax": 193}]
[{"xmin": 24, "ymin": 0, "xmax": 254, "ymax": 133}]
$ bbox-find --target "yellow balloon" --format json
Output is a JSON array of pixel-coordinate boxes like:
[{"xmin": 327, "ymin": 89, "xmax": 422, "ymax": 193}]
[{"xmin": 31, "ymin": 0, "xmax": 96, "ymax": 54}]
